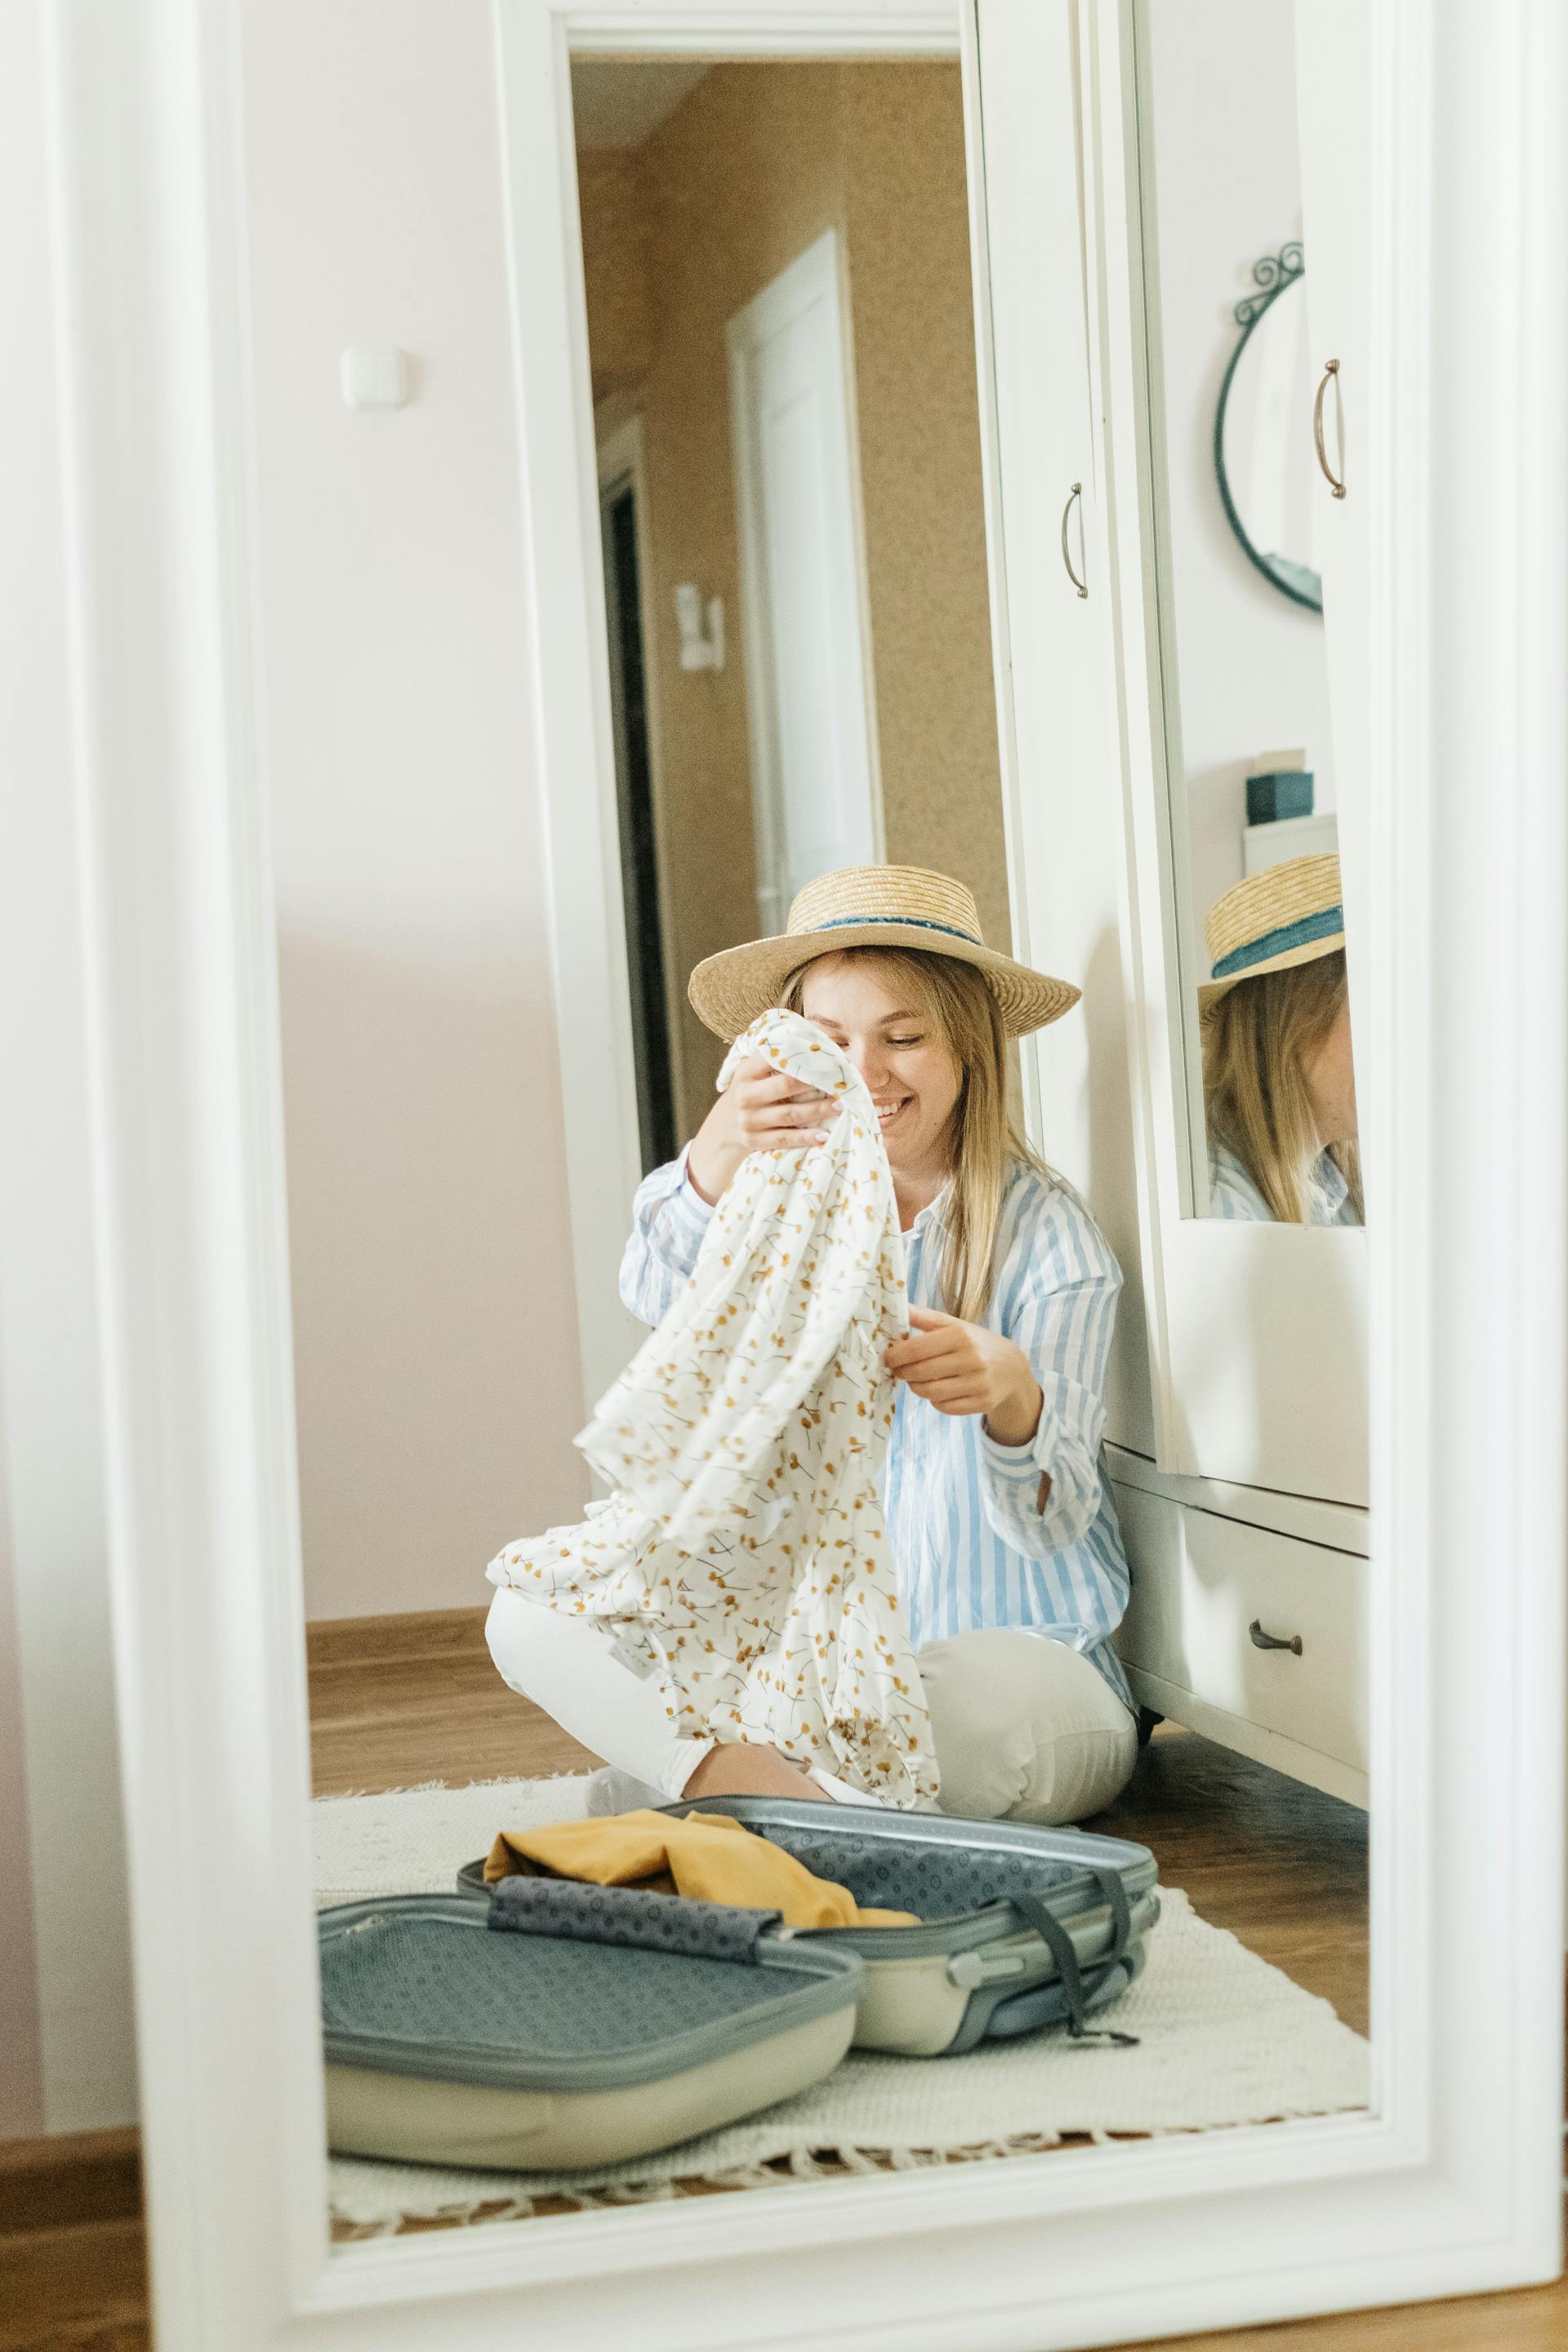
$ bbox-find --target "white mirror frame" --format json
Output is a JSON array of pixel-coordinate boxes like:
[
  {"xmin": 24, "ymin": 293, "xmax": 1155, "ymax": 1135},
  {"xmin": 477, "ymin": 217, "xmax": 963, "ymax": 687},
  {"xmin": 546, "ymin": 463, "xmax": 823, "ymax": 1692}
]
[{"xmin": 45, "ymin": 0, "xmax": 1566, "ymax": 2345}]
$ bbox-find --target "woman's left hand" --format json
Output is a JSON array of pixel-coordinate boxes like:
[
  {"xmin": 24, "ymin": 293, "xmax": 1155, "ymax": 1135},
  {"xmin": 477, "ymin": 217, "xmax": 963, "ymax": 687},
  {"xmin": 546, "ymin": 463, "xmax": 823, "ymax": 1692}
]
[{"xmin": 884, "ymin": 1307, "xmax": 1044, "ymax": 1447}]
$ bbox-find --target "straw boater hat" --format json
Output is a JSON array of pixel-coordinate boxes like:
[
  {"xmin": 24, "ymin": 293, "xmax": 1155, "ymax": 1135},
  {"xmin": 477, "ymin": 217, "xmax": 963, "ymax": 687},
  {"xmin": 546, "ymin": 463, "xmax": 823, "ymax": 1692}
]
[
  {"xmin": 1199, "ymin": 852, "xmax": 1345, "ymax": 1012},
  {"xmin": 688, "ymin": 865, "xmax": 1080, "ymax": 1042}
]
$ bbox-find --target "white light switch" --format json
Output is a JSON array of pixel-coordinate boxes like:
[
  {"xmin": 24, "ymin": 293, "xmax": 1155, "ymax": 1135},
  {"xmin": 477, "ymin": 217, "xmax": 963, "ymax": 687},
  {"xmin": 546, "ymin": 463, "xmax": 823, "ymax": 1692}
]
[{"xmin": 340, "ymin": 347, "xmax": 411, "ymax": 410}]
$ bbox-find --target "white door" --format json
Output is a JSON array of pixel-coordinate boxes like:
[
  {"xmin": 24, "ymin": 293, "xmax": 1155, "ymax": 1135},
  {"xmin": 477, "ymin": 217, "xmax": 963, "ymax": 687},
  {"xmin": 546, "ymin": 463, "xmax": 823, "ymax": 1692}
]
[
  {"xmin": 728, "ymin": 229, "xmax": 881, "ymax": 933},
  {"xmin": 973, "ymin": 0, "xmax": 1158, "ymax": 1456},
  {"xmin": 1294, "ymin": 0, "xmax": 1374, "ymax": 1187}
]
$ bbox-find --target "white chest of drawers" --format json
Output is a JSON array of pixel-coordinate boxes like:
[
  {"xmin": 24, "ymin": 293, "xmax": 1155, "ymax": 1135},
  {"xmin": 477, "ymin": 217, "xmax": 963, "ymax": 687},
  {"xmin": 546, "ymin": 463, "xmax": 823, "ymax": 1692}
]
[{"xmin": 1107, "ymin": 1446, "xmax": 1370, "ymax": 1809}]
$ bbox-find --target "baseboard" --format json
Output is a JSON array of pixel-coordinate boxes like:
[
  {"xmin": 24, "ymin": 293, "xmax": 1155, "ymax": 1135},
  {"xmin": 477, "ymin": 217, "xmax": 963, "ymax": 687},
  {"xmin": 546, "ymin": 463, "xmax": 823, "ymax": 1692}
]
[
  {"xmin": 1120, "ymin": 1664, "xmax": 1370, "ymax": 1811},
  {"xmin": 305, "ymin": 1604, "xmax": 490, "ymax": 1673},
  {"xmin": 0, "ymin": 2126, "xmax": 142, "ymax": 2238}
]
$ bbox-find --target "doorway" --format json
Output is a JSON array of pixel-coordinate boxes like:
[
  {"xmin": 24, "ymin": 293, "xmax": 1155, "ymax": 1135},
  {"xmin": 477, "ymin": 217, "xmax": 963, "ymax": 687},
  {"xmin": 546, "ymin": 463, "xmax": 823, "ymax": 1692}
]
[
  {"xmin": 572, "ymin": 56, "xmax": 1013, "ymax": 1149},
  {"xmin": 599, "ymin": 425, "xmax": 678, "ymax": 1173}
]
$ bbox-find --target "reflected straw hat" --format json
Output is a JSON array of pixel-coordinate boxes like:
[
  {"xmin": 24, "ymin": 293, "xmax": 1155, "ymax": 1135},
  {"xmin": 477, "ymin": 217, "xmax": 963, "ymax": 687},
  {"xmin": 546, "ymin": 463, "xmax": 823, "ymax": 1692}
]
[
  {"xmin": 1199, "ymin": 852, "xmax": 1346, "ymax": 1011},
  {"xmin": 688, "ymin": 864, "xmax": 1081, "ymax": 1042}
]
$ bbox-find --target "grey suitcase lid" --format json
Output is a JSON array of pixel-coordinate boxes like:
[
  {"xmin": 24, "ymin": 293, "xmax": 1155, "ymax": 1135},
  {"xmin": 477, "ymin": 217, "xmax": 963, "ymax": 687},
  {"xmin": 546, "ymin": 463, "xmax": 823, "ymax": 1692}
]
[
  {"xmin": 458, "ymin": 1799, "xmax": 1156, "ymax": 1964},
  {"xmin": 319, "ymin": 1888, "xmax": 863, "ymax": 2095}
]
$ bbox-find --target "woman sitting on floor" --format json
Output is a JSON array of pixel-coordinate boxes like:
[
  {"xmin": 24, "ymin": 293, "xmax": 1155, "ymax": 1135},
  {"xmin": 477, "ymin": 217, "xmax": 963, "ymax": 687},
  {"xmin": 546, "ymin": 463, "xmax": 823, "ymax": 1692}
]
[{"xmin": 487, "ymin": 865, "xmax": 1138, "ymax": 1826}]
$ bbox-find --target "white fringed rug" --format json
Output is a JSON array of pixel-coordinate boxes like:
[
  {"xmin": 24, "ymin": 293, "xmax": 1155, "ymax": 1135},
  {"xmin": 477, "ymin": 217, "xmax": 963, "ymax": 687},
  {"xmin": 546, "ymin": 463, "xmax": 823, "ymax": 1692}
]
[{"xmin": 315, "ymin": 1776, "xmax": 1369, "ymax": 2233}]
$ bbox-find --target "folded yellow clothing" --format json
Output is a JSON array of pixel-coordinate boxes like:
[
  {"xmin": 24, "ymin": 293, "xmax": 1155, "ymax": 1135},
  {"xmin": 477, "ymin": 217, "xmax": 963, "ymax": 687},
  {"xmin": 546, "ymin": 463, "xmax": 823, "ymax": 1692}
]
[{"xmin": 483, "ymin": 1808, "xmax": 915, "ymax": 1929}]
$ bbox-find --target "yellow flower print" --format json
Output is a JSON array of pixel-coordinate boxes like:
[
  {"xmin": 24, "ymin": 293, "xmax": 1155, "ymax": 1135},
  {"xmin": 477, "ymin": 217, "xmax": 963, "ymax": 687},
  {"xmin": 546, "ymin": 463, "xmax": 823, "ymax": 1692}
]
[{"xmin": 483, "ymin": 1006, "xmax": 937, "ymax": 1807}]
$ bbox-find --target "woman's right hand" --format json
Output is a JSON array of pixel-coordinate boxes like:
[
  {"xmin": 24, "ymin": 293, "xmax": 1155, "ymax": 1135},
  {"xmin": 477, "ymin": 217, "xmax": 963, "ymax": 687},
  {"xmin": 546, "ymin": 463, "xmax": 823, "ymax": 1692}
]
[{"xmin": 685, "ymin": 1054, "xmax": 840, "ymax": 1203}]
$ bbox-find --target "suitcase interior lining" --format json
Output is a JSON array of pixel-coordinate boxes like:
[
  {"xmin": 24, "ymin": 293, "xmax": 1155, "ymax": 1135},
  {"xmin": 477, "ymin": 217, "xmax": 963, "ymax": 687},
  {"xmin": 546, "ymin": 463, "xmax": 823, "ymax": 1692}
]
[
  {"xmin": 735, "ymin": 1822, "xmax": 1104, "ymax": 1921},
  {"xmin": 322, "ymin": 1909, "xmax": 822, "ymax": 2060},
  {"xmin": 458, "ymin": 1813, "xmax": 1153, "ymax": 1927}
]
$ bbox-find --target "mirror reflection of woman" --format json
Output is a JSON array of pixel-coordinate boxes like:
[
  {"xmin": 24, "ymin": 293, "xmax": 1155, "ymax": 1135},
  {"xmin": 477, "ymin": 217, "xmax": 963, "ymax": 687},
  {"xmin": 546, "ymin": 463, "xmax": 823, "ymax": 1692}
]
[
  {"xmin": 1200, "ymin": 853, "xmax": 1362, "ymax": 1226},
  {"xmin": 488, "ymin": 866, "xmax": 1139, "ymax": 1824}
]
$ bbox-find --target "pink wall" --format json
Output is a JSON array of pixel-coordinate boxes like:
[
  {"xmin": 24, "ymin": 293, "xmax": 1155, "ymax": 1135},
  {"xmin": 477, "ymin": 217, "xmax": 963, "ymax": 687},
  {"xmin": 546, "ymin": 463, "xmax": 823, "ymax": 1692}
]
[
  {"xmin": 0, "ymin": 0, "xmax": 47, "ymax": 2140},
  {"xmin": 0, "ymin": 0, "xmax": 600, "ymax": 2147},
  {"xmin": 0, "ymin": 1404, "xmax": 44, "ymax": 2137},
  {"xmin": 242, "ymin": 0, "xmax": 587, "ymax": 1621},
  {"xmin": 1, "ymin": 0, "xmax": 137, "ymax": 2140}
]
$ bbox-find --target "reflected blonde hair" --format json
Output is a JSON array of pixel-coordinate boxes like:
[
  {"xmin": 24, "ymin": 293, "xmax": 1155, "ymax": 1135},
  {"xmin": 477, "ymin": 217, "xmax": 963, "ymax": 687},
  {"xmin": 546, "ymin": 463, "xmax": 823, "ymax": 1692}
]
[
  {"xmin": 1201, "ymin": 950, "xmax": 1362, "ymax": 1223},
  {"xmin": 786, "ymin": 947, "xmax": 1047, "ymax": 1321}
]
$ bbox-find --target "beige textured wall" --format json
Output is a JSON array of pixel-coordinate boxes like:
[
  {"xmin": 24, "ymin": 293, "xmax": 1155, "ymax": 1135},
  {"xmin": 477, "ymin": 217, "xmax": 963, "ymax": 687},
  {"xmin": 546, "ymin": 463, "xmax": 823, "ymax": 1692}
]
[
  {"xmin": 592, "ymin": 66, "xmax": 845, "ymax": 1123},
  {"xmin": 842, "ymin": 66, "xmax": 1009, "ymax": 957},
  {"xmin": 577, "ymin": 151, "xmax": 656, "ymax": 400},
  {"xmin": 577, "ymin": 62, "xmax": 1008, "ymax": 1137}
]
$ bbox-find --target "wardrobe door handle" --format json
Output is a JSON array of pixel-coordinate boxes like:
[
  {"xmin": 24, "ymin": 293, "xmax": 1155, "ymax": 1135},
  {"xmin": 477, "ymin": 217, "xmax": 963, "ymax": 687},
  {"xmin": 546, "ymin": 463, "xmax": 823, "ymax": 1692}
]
[
  {"xmin": 1060, "ymin": 481, "xmax": 1088, "ymax": 596},
  {"xmin": 1312, "ymin": 359, "xmax": 1347, "ymax": 498},
  {"xmin": 1249, "ymin": 1618, "xmax": 1304, "ymax": 1657}
]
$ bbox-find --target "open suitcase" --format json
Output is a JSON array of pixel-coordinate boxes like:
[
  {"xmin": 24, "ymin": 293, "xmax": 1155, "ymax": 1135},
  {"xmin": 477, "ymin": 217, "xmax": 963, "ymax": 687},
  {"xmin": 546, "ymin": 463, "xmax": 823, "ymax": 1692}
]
[
  {"xmin": 457, "ymin": 1797, "xmax": 1159, "ymax": 2059},
  {"xmin": 319, "ymin": 1878, "xmax": 862, "ymax": 2172}
]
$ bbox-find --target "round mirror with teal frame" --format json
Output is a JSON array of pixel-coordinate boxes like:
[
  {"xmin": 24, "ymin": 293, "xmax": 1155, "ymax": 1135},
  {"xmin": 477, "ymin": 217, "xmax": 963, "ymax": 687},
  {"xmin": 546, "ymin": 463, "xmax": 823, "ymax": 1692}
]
[{"xmin": 1214, "ymin": 243, "xmax": 1323, "ymax": 615}]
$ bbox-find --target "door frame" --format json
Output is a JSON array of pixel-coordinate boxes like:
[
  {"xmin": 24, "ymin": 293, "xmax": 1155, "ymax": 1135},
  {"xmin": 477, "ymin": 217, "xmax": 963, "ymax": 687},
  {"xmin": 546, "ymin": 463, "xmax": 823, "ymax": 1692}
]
[
  {"xmin": 43, "ymin": 0, "xmax": 1567, "ymax": 2347},
  {"xmin": 498, "ymin": 3, "xmax": 968, "ymax": 1413},
  {"xmin": 596, "ymin": 411, "xmax": 687, "ymax": 1155}
]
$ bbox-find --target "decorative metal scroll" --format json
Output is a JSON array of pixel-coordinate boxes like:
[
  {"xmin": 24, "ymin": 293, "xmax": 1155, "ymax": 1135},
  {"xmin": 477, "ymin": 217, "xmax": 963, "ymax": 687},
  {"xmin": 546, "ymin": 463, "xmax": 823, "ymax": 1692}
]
[{"xmin": 1234, "ymin": 240, "xmax": 1303, "ymax": 328}]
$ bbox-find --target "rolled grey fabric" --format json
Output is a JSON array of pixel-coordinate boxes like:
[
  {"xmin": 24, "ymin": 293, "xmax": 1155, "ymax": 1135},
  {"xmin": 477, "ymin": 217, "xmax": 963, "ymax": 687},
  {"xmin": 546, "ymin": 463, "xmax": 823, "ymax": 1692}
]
[{"xmin": 486, "ymin": 1875, "xmax": 781, "ymax": 1963}]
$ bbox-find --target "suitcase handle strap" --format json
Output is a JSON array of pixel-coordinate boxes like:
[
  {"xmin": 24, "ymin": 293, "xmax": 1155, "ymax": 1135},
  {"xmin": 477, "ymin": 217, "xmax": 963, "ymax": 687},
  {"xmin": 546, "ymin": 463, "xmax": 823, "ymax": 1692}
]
[
  {"xmin": 1089, "ymin": 1862, "xmax": 1134, "ymax": 1964},
  {"xmin": 1010, "ymin": 1883, "xmax": 1140, "ymax": 2049},
  {"xmin": 488, "ymin": 1875, "xmax": 782, "ymax": 1963}
]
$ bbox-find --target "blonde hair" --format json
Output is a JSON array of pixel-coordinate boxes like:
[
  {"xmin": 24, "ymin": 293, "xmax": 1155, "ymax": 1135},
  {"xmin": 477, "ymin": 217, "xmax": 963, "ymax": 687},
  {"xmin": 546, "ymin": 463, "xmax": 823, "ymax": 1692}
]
[
  {"xmin": 785, "ymin": 947, "xmax": 1046, "ymax": 1321},
  {"xmin": 1201, "ymin": 951, "xmax": 1362, "ymax": 1223}
]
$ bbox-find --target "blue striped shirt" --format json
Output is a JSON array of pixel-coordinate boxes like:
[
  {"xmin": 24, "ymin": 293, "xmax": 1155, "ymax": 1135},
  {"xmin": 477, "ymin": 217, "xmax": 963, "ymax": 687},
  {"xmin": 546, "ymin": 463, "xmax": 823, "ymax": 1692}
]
[
  {"xmin": 1209, "ymin": 1140, "xmax": 1362, "ymax": 1226},
  {"xmin": 620, "ymin": 1152, "xmax": 1134, "ymax": 1712}
]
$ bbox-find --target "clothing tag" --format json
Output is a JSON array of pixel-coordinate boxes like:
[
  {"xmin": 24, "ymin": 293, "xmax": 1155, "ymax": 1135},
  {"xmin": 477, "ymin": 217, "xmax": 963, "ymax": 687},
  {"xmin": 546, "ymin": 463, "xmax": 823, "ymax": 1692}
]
[{"xmin": 610, "ymin": 1632, "xmax": 658, "ymax": 1681}]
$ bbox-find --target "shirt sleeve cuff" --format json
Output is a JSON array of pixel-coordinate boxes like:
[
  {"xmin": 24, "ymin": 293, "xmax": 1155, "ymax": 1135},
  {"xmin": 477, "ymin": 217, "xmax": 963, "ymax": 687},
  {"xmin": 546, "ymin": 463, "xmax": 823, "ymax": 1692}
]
[
  {"xmin": 663, "ymin": 1144, "xmax": 716, "ymax": 1245},
  {"xmin": 980, "ymin": 1428, "xmax": 1044, "ymax": 1481}
]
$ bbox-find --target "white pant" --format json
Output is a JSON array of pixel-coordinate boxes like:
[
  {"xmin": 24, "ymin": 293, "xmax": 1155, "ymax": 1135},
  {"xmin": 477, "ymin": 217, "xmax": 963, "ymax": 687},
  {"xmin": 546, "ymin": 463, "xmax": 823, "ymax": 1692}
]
[
  {"xmin": 486, "ymin": 1588, "xmax": 716, "ymax": 1803},
  {"xmin": 485, "ymin": 1588, "xmax": 1137, "ymax": 1823},
  {"xmin": 916, "ymin": 1627, "xmax": 1138, "ymax": 1824}
]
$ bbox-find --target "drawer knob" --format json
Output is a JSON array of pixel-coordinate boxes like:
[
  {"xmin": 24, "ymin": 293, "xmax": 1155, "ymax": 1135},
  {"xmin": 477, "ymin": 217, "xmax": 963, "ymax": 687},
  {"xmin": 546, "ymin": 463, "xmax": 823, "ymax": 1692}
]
[{"xmin": 1249, "ymin": 1619, "xmax": 1303, "ymax": 1656}]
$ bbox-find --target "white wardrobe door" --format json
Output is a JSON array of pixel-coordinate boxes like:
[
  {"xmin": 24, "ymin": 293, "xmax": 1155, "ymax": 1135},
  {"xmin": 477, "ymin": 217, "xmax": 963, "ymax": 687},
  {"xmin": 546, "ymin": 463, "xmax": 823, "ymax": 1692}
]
[
  {"xmin": 1294, "ymin": 0, "xmax": 1374, "ymax": 1174},
  {"xmin": 728, "ymin": 230, "xmax": 880, "ymax": 935},
  {"xmin": 973, "ymin": 0, "xmax": 1156, "ymax": 1456},
  {"xmin": 1071, "ymin": 0, "xmax": 1370, "ymax": 1505}
]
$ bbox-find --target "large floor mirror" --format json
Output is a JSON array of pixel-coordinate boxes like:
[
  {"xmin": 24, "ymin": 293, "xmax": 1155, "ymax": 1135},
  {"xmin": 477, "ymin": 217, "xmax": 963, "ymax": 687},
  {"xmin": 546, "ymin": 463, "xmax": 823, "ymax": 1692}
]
[
  {"xmin": 274, "ymin": 2, "xmax": 1379, "ymax": 2243},
  {"xmin": 45, "ymin": 0, "xmax": 1563, "ymax": 2344}
]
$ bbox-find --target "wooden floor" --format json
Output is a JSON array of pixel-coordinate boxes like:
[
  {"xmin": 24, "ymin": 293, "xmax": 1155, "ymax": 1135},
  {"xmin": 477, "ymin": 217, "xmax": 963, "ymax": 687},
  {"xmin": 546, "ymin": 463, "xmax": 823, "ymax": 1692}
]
[{"xmin": 4, "ymin": 1608, "xmax": 1561, "ymax": 2350}]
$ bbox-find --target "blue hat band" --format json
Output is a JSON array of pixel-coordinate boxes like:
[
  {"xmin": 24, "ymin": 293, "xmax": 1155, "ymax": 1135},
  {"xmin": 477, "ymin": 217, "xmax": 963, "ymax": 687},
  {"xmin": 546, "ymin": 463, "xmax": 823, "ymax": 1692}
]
[
  {"xmin": 1210, "ymin": 904, "xmax": 1343, "ymax": 981},
  {"xmin": 805, "ymin": 912, "xmax": 984, "ymax": 948}
]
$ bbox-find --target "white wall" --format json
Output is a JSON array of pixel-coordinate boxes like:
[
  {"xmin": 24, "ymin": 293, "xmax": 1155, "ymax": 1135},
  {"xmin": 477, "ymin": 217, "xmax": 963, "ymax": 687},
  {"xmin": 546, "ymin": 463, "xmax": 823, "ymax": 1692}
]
[
  {"xmin": 241, "ymin": 0, "xmax": 587, "ymax": 1621},
  {"xmin": 0, "ymin": 0, "xmax": 138, "ymax": 2139},
  {"xmin": 1146, "ymin": 0, "xmax": 1336, "ymax": 938}
]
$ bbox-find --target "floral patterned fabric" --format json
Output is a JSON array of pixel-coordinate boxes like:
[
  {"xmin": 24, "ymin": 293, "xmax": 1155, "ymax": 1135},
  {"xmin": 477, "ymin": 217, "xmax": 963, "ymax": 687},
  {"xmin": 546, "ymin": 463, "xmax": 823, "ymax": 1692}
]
[{"xmin": 488, "ymin": 1009, "xmax": 938, "ymax": 1806}]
